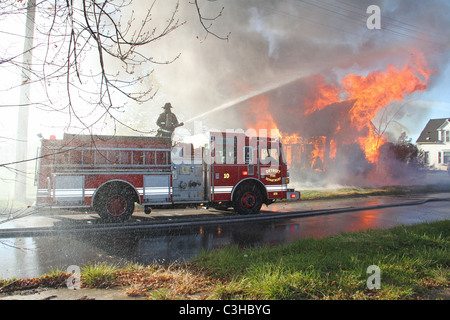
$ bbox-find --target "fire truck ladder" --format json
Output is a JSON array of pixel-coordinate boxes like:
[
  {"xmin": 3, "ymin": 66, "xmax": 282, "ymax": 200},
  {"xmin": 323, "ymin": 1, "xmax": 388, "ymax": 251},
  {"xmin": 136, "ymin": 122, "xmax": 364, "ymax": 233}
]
[{"xmin": 45, "ymin": 146, "xmax": 172, "ymax": 172}]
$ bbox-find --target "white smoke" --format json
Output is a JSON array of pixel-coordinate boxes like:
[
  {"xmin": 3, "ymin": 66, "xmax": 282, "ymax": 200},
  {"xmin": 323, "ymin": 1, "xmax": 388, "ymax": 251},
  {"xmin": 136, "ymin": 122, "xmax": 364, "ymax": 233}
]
[{"xmin": 135, "ymin": 0, "xmax": 449, "ymax": 133}]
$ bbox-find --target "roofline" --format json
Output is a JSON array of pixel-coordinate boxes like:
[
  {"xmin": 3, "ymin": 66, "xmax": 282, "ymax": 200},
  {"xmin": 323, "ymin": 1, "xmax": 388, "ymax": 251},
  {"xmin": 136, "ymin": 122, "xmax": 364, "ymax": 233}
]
[
  {"xmin": 437, "ymin": 119, "xmax": 450, "ymax": 130},
  {"xmin": 417, "ymin": 142, "xmax": 443, "ymax": 144}
]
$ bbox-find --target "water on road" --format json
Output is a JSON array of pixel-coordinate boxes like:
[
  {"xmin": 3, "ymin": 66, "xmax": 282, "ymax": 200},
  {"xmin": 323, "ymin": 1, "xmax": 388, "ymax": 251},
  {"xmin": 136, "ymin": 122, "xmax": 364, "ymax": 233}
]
[{"xmin": 0, "ymin": 195, "xmax": 449, "ymax": 279}]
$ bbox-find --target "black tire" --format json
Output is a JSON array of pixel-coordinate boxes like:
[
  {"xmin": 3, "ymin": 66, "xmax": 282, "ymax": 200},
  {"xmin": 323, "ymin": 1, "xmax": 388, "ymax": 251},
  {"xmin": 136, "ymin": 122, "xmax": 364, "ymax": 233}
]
[
  {"xmin": 233, "ymin": 183, "xmax": 263, "ymax": 215},
  {"xmin": 95, "ymin": 185, "xmax": 135, "ymax": 222}
]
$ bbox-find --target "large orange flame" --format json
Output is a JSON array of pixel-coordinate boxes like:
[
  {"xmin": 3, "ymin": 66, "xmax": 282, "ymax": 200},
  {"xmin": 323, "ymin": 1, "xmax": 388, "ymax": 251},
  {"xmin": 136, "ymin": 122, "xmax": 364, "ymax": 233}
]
[
  {"xmin": 242, "ymin": 52, "xmax": 435, "ymax": 170},
  {"xmin": 304, "ymin": 82, "xmax": 341, "ymax": 114},
  {"xmin": 342, "ymin": 52, "xmax": 434, "ymax": 162}
]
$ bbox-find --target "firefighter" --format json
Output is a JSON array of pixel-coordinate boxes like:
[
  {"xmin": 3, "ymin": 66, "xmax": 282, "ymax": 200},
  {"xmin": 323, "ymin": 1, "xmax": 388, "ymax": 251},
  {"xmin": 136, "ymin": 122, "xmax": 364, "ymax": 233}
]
[{"xmin": 156, "ymin": 102, "xmax": 183, "ymax": 138}]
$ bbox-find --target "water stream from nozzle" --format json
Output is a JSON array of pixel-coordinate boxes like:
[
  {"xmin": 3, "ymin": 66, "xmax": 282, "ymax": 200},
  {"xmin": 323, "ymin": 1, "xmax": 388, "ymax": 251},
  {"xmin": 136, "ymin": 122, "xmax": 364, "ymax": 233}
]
[{"xmin": 183, "ymin": 72, "xmax": 307, "ymax": 124}]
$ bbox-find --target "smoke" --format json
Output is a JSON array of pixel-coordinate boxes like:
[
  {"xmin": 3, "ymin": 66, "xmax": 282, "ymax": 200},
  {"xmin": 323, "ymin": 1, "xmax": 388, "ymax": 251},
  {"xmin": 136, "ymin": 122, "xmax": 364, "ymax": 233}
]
[
  {"xmin": 142, "ymin": 0, "xmax": 448, "ymax": 120},
  {"xmin": 125, "ymin": 0, "xmax": 450, "ymax": 187}
]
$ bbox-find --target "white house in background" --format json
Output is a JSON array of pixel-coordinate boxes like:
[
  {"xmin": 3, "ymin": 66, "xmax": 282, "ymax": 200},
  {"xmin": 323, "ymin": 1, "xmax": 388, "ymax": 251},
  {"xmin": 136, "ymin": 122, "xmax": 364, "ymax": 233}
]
[{"xmin": 416, "ymin": 118, "xmax": 450, "ymax": 170}]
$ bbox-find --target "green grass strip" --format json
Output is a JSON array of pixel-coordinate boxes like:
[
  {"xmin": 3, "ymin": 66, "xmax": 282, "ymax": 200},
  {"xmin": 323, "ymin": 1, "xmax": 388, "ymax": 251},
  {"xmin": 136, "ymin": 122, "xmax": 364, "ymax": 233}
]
[{"xmin": 193, "ymin": 220, "xmax": 449, "ymax": 299}]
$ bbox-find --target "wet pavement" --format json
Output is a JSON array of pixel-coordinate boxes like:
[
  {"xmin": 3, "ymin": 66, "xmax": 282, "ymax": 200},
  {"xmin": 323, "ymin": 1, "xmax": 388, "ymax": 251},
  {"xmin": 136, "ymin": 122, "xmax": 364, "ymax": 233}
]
[
  {"xmin": 0, "ymin": 287, "xmax": 146, "ymax": 300},
  {"xmin": 0, "ymin": 193, "xmax": 449, "ymax": 280}
]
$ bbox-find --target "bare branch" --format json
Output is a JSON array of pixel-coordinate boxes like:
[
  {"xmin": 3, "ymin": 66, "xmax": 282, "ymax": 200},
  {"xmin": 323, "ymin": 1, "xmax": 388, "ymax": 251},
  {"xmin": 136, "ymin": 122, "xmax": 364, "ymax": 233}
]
[
  {"xmin": 0, "ymin": 0, "xmax": 228, "ymax": 135},
  {"xmin": 191, "ymin": 0, "xmax": 230, "ymax": 42}
]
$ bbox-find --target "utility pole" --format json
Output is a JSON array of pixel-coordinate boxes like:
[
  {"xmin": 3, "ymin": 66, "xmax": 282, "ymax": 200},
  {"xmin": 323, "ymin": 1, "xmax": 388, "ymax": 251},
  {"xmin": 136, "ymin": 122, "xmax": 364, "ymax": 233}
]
[{"xmin": 14, "ymin": 0, "xmax": 36, "ymax": 203}]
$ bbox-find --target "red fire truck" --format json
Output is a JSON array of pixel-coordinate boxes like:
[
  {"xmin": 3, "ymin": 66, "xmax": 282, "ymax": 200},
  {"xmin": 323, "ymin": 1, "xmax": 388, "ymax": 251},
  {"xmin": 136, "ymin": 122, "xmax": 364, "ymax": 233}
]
[{"xmin": 35, "ymin": 131, "xmax": 299, "ymax": 222}]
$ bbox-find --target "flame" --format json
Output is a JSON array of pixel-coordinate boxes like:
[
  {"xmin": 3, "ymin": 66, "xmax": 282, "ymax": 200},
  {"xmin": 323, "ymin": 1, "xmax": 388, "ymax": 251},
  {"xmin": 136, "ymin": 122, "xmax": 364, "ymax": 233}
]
[
  {"xmin": 310, "ymin": 136, "xmax": 326, "ymax": 171},
  {"xmin": 358, "ymin": 126, "xmax": 385, "ymax": 164},
  {"xmin": 305, "ymin": 82, "xmax": 341, "ymax": 114},
  {"xmin": 244, "ymin": 94, "xmax": 278, "ymax": 131},
  {"xmin": 329, "ymin": 139, "xmax": 337, "ymax": 159},
  {"xmin": 342, "ymin": 52, "xmax": 434, "ymax": 162},
  {"xmin": 240, "ymin": 52, "xmax": 435, "ymax": 174}
]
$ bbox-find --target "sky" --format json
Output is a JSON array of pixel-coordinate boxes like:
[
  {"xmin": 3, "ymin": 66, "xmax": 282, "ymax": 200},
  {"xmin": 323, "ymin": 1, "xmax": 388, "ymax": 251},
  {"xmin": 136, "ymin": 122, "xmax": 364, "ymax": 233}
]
[
  {"xmin": 142, "ymin": 0, "xmax": 450, "ymax": 142},
  {"xmin": 1, "ymin": 0, "xmax": 450, "ymax": 195},
  {"xmin": 2, "ymin": 0, "xmax": 450, "ymax": 138}
]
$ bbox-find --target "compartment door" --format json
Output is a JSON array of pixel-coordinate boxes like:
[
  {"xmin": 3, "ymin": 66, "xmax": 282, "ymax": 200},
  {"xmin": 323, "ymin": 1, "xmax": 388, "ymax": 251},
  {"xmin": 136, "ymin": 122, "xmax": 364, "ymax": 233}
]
[
  {"xmin": 53, "ymin": 175, "xmax": 85, "ymax": 204},
  {"xmin": 143, "ymin": 175, "xmax": 171, "ymax": 203}
]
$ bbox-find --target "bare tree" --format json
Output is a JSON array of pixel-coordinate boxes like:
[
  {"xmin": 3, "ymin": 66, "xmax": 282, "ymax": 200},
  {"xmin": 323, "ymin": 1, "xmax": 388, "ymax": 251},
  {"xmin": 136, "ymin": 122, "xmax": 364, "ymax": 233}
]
[
  {"xmin": 0, "ymin": 0, "xmax": 228, "ymax": 156},
  {"xmin": 0, "ymin": 0, "xmax": 228, "ymax": 203},
  {"xmin": 0, "ymin": 0, "xmax": 228, "ymax": 132}
]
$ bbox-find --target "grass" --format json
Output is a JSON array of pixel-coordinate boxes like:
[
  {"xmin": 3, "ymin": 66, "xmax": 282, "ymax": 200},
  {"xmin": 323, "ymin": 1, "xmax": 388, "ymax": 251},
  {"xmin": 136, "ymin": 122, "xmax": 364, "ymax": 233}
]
[
  {"xmin": 193, "ymin": 220, "xmax": 449, "ymax": 299},
  {"xmin": 81, "ymin": 262, "xmax": 119, "ymax": 287},
  {"xmin": 298, "ymin": 184, "xmax": 450, "ymax": 201},
  {"xmin": 299, "ymin": 187, "xmax": 389, "ymax": 200},
  {"xmin": 0, "ymin": 262, "xmax": 217, "ymax": 300},
  {"xmin": 1, "ymin": 221, "xmax": 448, "ymax": 300}
]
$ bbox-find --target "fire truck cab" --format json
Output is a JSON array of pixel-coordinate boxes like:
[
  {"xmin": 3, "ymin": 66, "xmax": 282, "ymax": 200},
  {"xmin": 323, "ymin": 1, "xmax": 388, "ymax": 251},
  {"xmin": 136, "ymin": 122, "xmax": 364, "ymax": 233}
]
[{"xmin": 35, "ymin": 131, "xmax": 299, "ymax": 222}]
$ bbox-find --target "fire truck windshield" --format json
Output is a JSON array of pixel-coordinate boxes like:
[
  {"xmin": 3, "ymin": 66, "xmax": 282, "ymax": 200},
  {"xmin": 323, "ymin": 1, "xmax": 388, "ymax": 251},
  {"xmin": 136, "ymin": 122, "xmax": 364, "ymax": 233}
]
[{"xmin": 260, "ymin": 146, "xmax": 279, "ymax": 165}]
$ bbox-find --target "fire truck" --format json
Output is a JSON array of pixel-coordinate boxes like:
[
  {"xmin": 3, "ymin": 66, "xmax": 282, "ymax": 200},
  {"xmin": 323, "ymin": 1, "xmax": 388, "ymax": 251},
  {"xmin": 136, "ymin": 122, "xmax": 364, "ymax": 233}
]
[{"xmin": 35, "ymin": 131, "xmax": 299, "ymax": 222}]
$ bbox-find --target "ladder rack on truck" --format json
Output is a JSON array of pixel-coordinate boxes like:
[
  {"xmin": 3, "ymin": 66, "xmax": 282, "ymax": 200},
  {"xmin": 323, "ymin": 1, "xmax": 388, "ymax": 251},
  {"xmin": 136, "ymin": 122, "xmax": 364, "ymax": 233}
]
[{"xmin": 35, "ymin": 132, "xmax": 299, "ymax": 222}]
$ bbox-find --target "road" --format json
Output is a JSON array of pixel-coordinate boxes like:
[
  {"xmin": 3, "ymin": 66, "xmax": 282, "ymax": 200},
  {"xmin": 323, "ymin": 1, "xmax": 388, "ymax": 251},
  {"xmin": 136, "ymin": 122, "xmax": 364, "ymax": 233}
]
[{"xmin": 0, "ymin": 193, "xmax": 449, "ymax": 280}]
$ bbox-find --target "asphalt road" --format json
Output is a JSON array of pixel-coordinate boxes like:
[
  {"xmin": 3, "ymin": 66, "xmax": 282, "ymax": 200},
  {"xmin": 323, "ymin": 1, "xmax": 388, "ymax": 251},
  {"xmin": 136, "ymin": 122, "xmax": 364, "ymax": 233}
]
[{"xmin": 0, "ymin": 193, "xmax": 449, "ymax": 280}]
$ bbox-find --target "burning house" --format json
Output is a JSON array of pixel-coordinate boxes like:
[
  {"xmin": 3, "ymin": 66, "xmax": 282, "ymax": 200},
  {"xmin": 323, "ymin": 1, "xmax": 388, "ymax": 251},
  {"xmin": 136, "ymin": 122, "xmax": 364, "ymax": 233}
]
[{"xmin": 230, "ymin": 53, "xmax": 434, "ymax": 186}]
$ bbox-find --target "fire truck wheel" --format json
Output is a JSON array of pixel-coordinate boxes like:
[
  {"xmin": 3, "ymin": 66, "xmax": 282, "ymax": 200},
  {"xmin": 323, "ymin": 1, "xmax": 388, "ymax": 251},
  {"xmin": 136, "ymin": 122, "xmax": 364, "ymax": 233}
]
[
  {"xmin": 233, "ymin": 183, "xmax": 263, "ymax": 215},
  {"xmin": 95, "ymin": 188, "xmax": 135, "ymax": 222}
]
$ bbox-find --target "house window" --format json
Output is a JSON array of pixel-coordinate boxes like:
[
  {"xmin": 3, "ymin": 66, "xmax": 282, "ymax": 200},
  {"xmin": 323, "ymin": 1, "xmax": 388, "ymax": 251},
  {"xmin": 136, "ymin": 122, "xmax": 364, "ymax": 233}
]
[
  {"xmin": 439, "ymin": 130, "xmax": 450, "ymax": 142},
  {"xmin": 424, "ymin": 152, "xmax": 429, "ymax": 165},
  {"xmin": 444, "ymin": 151, "xmax": 450, "ymax": 164},
  {"xmin": 438, "ymin": 152, "xmax": 442, "ymax": 164}
]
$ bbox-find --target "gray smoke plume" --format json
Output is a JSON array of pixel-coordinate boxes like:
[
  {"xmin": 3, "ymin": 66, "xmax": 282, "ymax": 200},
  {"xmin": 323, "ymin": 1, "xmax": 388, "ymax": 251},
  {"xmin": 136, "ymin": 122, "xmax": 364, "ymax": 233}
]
[
  {"xmin": 142, "ymin": 0, "xmax": 448, "ymax": 123},
  {"xmin": 125, "ymin": 0, "xmax": 450, "ymax": 187}
]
